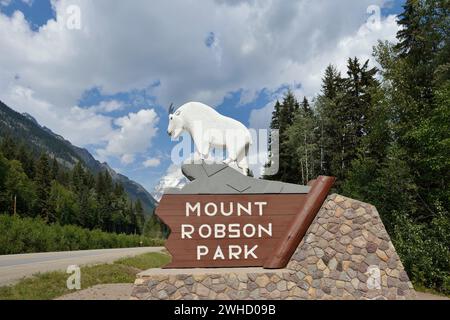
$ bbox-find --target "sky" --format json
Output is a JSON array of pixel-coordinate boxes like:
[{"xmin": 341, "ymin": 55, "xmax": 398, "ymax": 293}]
[{"xmin": 0, "ymin": 0, "xmax": 405, "ymax": 196}]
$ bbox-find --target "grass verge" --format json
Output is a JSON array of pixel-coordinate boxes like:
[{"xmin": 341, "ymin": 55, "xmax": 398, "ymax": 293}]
[
  {"xmin": 0, "ymin": 252, "xmax": 170, "ymax": 300},
  {"xmin": 414, "ymin": 283, "xmax": 450, "ymax": 299}
]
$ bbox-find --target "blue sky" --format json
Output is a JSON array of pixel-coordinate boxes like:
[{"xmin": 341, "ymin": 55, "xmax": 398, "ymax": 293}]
[{"xmin": 0, "ymin": 0, "xmax": 405, "ymax": 195}]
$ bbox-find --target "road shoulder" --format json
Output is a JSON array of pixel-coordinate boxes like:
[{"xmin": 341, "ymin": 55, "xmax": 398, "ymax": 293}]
[{"xmin": 56, "ymin": 283, "xmax": 133, "ymax": 300}]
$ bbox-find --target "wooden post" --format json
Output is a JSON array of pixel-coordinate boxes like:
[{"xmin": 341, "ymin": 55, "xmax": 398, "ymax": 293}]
[{"xmin": 263, "ymin": 176, "xmax": 335, "ymax": 269}]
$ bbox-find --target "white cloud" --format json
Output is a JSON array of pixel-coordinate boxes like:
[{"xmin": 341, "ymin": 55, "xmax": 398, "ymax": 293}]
[
  {"xmin": 0, "ymin": 0, "xmax": 400, "ymax": 172},
  {"xmin": 96, "ymin": 109, "xmax": 159, "ymax": 164},
  {"xmin": 4, "ymin": 84, "xmax": 114, "ymax": 146},
  {"xmin": 88, "ymin": 100, "xmax": 124, "ymax": 114},
  {"xmin": 143, "ymin": 158, "xmax": 161, "ymax": 168},
  {"xmin": 4, "ymin": 84, "xmax": 157, "ymax": 165},
  {"xmin": 0, "ymin": 1, "xmax": 399, "ymax": 112},
  {"xmin": 248, "ymin": 13, "xmax": 399, "ymax": 129},
  {"xmin": 120, "ymin": 154, "xmax": 135, "ymax": 165}
]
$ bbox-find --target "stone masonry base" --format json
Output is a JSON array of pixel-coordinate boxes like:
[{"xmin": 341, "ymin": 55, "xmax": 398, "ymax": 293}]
[{"xmin": 131, "ymin": 194, "xmax": 416, "ymax": 300}]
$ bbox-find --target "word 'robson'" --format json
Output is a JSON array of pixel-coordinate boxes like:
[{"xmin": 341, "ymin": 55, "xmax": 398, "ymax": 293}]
[{"xmin": 181, "ymin": 223, "xmax": 272, "ymax": 239}]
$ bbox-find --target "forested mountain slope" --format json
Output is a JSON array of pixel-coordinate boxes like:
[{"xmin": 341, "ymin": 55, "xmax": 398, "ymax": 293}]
[{"xmin": 0, "ymin": 100, "xmax": 156, "ymax": 215}]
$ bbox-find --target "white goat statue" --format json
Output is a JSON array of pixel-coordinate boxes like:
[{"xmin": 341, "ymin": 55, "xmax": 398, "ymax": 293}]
[{"xmin": 167, "ymin": 101, "xmax": 252, "ymax": 176}]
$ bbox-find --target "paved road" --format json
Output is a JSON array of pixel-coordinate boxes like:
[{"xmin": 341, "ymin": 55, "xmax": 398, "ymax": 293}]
[{"xmin": 0, "ymin": 247, "xmax": 164, "ymax": 286}]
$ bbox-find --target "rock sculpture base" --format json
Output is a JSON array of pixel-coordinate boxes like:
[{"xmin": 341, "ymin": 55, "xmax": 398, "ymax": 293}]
[{"xmin": 131, "ymin": 194, "xmax": 416, "ymax": 300}]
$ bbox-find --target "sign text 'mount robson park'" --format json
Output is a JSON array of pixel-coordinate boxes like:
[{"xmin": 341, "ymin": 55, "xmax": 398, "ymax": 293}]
[
  {"xmin": 182, "ymin": 201, "xmax": 272, "ymax": 261},
  {"xmin": 156, "ymin": 162, "xmax": 335, "ymax": 269},
  {"xmin": 158, "ymin": 194, "xmax": 306, "ymax": 267}
]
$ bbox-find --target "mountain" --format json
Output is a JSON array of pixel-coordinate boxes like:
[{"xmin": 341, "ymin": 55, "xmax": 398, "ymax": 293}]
[
  {"xmin": 0, "ymin": 100, "xmax": 157, "ymax": 215},
  {"xmin": 152, "ymin": 167, "xmax": 187, "ymax": 202}
]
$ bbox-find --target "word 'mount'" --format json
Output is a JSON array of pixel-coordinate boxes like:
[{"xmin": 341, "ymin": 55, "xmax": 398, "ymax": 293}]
[{"xmin": 186, "ymin": 201, "xmax": 268, "ymax": 217}]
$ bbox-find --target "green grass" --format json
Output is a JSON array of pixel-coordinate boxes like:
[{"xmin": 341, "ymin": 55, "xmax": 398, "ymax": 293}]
[
  {"xmin": 115, "ymin": 251, "xmax": 170, "ymax": 270},
  {"xmin": 0, "ymin": 252, "xmax": 170, "ymax": 300}
]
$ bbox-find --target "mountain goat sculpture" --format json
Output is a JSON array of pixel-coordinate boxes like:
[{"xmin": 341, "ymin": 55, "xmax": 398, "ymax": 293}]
[{"xmin": 167, "ymin": 102, "xmax": 252, "ymax": 175}]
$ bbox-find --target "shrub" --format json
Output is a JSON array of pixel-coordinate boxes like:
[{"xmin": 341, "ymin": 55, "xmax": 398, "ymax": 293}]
[
  {"xmin": 390, "ymin": 210, "xmax": 450, "ymax": 294},
  {"xmin": 0, "ymin": 214, "xmax": 164, "ymax": 254}
]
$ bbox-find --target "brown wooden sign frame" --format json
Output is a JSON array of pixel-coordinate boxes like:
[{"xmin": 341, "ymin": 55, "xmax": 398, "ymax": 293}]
[{"xmin": 156, "ymin": 175, "xmax": 334, "ymax": 269}]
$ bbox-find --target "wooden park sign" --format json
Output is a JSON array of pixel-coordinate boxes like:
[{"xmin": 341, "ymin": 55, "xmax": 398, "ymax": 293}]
[{"xmin": 157, "ymin": 162, "xmax": 335, "ymax": 269}]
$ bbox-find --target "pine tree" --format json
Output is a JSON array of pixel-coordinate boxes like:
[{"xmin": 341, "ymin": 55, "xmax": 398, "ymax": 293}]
[
  {"xmin": 301, "ymin": 97, "xmax": 313, "ymax": 117},
  {"xmin": 270, "ymin": 101, "xmax": 282, "ymax": 129},
  {"xmin": 285, "ymin": 96, "xmax": 319, "ymax": 184},
  {"xmin": 316, "ymin": 65, "xmax": 345, "ymax": 178},
  {"xmin": 16, "ymin": 144, "xmax": 34, "ymax": 179},
  {"xmin": 0, "ymin": 153, "xmax": 9, "ymax": 213},
  {"xmin": 48, "ymin": 180, "xmax": 77, "ymax": 225},
  {"xmin": 395, "ymin": 0, "xmax": 448, "ymax": 115},
  {"xmin": 0, "ymin": 135, "xmax": 16, "ymax": 160},
  {"xmin": 342, "ymin": 0, "xmax": 450, "ymax": 293},
  {"xmin": 264, "ymin": 90, "xmax": 301, "ymax": 182},
  {"xmin": 71, "ymin": 162, "xmax": 85, "ymax": 194},
  {"xmin": 343, "ymin": 57, "xmax": 378, "ymax": 157},
  {"xmin": 279, "ymin": 89, "xmax": 297, "ymax": 130},
  {"xmin": 322, "ymin": 65, "xmax": 342, "ymax": 100},
  {"xmin": 51, "ymin": 157, "xmax": 59, "ymax": 181},
  {"xmin": 3, "ymin": 160, "xmax": 36, "ymax": 216},
  {"xmin": 134, "ymin": 199, "xmax": 145, "ymax": 234},
  {"xmin": 34, "ymin": 153, "xmax": 51, "ymax": 220},
  {"xmin": 381, "ymin": 0, "xmax": 450, "ymax": 218},
  {"xmin": 316, "ymin": 59, "xmax": 378, "ymax": 183}
]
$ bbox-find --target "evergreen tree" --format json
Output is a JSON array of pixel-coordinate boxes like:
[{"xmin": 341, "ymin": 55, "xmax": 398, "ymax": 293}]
[
  {"xmin": 4, "ymin": 160, "xmax": 36, "ymax": 216},
  {"xmin": 34, "ymin": 153, "xmax": 51, "ymax": 220},
  {"xmin": 278, "ymin": 89, "xmax": 297, "ymax": 129},
  {"xmin": 264, "ymin": 90, "xmax": 300, "ymax": 182},
  {"xmin": 395, "ymin": 0, "xmax": 437, "ymax": 105},
  {"xmin": 322, "ymin": 65, "xmax": 342, "ymax": 99},
  {"xmin": 143, "ymin": 214, "xmax": 167, "ymax": 238},
  {"xmin": 301, "ymin": 96, "xmax": 313, "ymax": 117},
  {"xmin": 0, "ymin": 137, "xmax": 147, "ymax": 235},
  {"xmin": 51, "ymin": 157, "xmax": 59, "ymax": 181},
  {"xmin": 316, "ymin": 59, "xmax": 378, "ymax": 184},
  {"xmin": 270, "ymin": 101, "xmax": 282, "ymax": 130},
  {"xmin": 0, "ymin": 153, "xmax": 8, "ymax": 212},
  {"xmin": 71, "ymin": 162, "xmax": 85, "ymax": 194},
  {"xmin": 341, "ymin": 0, "xmax": 450, "ymax": 293},
  {"xmin": 0, "ymin": 135, "xmax": 16, "ymax": 160},
  {"xmin": 316, "ymin": 65, "xmax": 345, "ymax": 177},
  {"xmin": 285, "ymin": 96, "xmax": 319, "ymax": 184},
  {"xmin": 135, "ymin": 199, "xmax": 146, "ymax": 234},
  {"xmin": 16, "ymin": 144, "xmax": 34, "ymax": 179},
  {"xmin": 127, "ymin": 201, "xmax": 137, "ymax": 234},
  {"xmin": 342, "ymin": 58, "xmax": 378, "ymax": 167},
  {"xmin": 48, "ymin": 181, "xmax": 77, "ymax": 225},
  {"xmin": 370, "ymin": 0, "xmax": 449, "ymax": 221}
]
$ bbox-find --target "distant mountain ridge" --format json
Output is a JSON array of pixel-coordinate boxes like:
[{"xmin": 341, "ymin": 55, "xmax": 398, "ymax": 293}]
[{"xmin": 0, "ymin": 100, "xmax": 156, "ymax": 215}]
